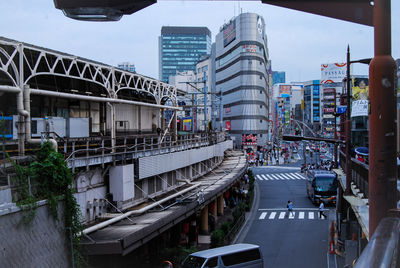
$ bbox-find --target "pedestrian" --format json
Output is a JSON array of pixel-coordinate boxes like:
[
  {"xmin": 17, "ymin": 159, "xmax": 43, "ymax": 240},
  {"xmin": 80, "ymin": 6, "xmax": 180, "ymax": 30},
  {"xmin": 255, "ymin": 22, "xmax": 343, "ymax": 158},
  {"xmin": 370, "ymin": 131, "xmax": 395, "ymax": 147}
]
[
  {"xmin": 319, "ymin": 202, "xmax": 326, "ymax": 219},
  {"xmin": 287, "ymin": 200, "xmax": 294, "ymax": 217}
]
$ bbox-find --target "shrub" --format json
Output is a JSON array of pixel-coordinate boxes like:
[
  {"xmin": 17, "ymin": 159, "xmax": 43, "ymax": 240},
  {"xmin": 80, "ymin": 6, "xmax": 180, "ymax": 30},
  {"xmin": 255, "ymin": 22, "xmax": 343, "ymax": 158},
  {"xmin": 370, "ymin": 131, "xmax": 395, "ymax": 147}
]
[
  {"xmin": 220, "ymin": 222, "xmax": 231, "ymax": 235},
  {"xmin": 210, "ymin": 229, "xmax": 225, "ymax": 248}
]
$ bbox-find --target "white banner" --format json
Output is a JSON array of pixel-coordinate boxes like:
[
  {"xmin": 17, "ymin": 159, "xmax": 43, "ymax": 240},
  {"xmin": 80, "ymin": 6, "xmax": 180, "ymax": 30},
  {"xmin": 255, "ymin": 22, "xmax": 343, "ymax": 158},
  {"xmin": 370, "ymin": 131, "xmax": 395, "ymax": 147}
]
[{"xmin": 351, "ymin": 100, "xmax": 369, "ymax": 117}]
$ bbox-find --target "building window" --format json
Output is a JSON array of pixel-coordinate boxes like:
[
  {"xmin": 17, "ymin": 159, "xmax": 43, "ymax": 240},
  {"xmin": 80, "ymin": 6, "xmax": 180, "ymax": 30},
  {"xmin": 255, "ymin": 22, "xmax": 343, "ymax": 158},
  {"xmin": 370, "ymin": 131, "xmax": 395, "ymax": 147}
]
[
  {"xmin": 260, "ymin": 90, "xmax": 262, "ymax": 94},
  {"xmin": 260, "ymin": 120, "xmax": 262, "ymax": 123},
  {"xmin": 260, "ymin": 105, "xmax": 262, "ymax": 108},
  {"xmin": 260, "ymin": 75, "xmax": 262, "ymax": 80}
]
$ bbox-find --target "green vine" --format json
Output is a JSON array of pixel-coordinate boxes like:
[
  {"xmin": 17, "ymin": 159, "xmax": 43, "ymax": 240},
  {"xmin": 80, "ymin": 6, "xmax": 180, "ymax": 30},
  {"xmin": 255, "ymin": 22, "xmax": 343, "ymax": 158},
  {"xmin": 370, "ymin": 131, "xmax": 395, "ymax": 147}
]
[{"xmin": 10, "ymin": 142, "xmax": 84, "ymax": 266}]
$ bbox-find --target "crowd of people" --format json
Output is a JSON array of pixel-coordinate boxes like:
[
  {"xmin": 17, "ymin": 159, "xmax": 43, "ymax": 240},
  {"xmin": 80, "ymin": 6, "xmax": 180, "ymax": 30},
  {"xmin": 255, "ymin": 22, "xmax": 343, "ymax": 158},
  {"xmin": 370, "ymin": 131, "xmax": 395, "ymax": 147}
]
[
  {"xmin": 246, "ymin": 143, "xmax": 297, "ymax": 166},
  {"xmin": 301, "ymin": 160, "xmax": 334, "ymax": 173}
]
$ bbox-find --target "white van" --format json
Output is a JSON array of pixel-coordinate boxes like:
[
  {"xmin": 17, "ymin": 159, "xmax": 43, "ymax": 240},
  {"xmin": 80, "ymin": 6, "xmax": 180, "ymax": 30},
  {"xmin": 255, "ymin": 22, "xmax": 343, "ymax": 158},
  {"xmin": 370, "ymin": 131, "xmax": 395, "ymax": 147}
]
[{"xmin": 181, "ymin": 243, "xmax": 263, "ymax": 268}]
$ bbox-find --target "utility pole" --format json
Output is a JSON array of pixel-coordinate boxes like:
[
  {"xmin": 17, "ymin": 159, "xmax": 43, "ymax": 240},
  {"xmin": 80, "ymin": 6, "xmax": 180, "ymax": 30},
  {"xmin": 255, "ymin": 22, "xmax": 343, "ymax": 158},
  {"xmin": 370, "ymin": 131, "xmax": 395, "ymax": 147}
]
[
  {"xmin": 368, "ymin": 0, "xmax": 397, "ymax": 236},
  {"xmin": 344, "ymin": 46, "xmax": 352, "ymax": 196}
]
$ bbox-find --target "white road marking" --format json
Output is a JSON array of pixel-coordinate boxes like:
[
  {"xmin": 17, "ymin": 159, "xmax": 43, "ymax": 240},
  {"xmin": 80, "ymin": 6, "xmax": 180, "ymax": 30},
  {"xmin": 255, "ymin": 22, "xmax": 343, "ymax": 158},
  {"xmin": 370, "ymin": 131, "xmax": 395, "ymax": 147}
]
[
  {"xmin": 269, "ymin": 212, "xmax": 277, "ymax": 219},
  {"xmin": 292, "ymin": 173, "xmax": 305, "ymax": 180},
  {"xmin": 288, "ymin": 212, "xmax": 295, "ymax": 219},
  {"xmin": 275, "ymin": 174, "xmax": 287, "ymax": 180},
  {"xmin": 278, "ymin": 212, "xmax": 286, "ymax": 219},
  {"xmin": 259, "ymin": 212, "xmax": 267, "ymax": 219},
  {"xmin": 271, "ymin": 174, "xmax": 281, "ymax": 180},
  {"xmin": 261, "ymin": 174, "xmax": 268, "ymax": 180},
  {"xmin": 266, "ymin": 174, "xmax": 275, "ymax": 180},
  {"xmin": 309, "ymin": 212, "xmax": 315, "ymax": 219},
  {"xmin": 286, "ymin": 173, "xmax": 298, "ymax": 180},
  {"xmin": 256, "ymin": 174, "xmax": 263, "ymax": 180},
  {"xmin": 299, "ymin": 212, "xmax": 305, "ymax": 219}
]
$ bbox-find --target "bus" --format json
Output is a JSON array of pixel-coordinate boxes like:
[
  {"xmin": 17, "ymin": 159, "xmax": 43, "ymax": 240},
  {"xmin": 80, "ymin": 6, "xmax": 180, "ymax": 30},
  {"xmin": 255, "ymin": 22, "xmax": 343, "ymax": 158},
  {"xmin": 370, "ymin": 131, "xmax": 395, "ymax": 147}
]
[{"xmin": 306, "ymin": 170, "xmax": 338, "ymax": 204}]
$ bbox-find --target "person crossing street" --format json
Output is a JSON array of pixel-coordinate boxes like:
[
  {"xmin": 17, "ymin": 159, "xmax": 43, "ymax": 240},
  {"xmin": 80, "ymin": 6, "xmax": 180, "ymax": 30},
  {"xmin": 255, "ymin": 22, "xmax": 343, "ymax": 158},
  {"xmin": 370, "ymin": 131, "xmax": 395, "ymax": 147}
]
[
  {"xmin": 319, "ymin": 202, "xmax": 326, "ymax": 219},
  {"xmin": 287, "ymin": 200, "xmax": 294, "ymax": 217}
]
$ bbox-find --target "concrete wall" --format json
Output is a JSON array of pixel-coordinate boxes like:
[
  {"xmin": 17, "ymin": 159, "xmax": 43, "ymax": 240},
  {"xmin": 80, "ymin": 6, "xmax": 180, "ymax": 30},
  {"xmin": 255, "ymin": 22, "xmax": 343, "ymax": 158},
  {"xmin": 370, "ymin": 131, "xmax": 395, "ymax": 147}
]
[{"xmin": 0, "ymin": 203, "xmax": 70, "ymax": 267}]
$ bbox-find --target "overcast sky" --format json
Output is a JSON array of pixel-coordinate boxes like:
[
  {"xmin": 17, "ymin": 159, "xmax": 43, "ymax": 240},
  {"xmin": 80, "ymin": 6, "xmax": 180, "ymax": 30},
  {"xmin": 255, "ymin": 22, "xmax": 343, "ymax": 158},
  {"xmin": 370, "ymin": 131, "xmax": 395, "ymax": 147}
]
[{"xmin": 1, "ymin": 1, "xmax": 399, "ymax": 83}]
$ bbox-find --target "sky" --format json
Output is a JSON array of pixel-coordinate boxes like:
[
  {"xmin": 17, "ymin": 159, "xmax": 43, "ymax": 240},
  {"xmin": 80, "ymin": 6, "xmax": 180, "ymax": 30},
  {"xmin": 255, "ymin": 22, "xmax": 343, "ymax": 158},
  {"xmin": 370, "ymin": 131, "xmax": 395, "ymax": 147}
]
[{"xmin": 0, "ymin": 1, "xmax": 399, "ymax": 83}]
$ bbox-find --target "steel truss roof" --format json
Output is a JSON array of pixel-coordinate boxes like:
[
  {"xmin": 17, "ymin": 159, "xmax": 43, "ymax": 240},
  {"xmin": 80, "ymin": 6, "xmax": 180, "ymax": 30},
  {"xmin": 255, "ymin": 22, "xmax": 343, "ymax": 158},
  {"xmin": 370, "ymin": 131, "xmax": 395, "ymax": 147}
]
[{"xmin": 0, "ymin": 37, "xmax": 177, "ymax": 107}]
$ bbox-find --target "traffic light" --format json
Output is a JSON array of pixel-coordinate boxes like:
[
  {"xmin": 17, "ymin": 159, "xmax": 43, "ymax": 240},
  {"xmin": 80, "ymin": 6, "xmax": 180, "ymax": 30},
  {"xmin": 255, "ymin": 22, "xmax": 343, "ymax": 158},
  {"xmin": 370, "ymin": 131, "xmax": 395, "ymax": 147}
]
[{"xmin": 295, "ymin": 127, "xmax": 300, "ymax": 136}]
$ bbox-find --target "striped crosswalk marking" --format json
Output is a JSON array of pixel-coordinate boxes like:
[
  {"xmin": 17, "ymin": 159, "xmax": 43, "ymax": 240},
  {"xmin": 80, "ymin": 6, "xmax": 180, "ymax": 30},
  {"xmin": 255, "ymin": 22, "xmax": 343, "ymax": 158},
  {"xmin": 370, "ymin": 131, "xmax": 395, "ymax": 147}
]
[
  {"xmin": 259, "ymin": 212, "xmax": 267, "ymax": 219},
  {"xmin": 271, "ymin": 174, "xmax": 281, "ymax": 180},
  {"xmin": 275, "ymin": 174, "xmax": 286, "ymax": 180},
  {"xmin": 258, "ymin": 210, "xmax": 321, "ymax": 220},
  {"xmin": 292, "ymin": 173, "xmax": 305, "ymax": 180},
  {"xmin": 255, "ymin": 172, "xmax": 306, "ymax": 181},
  {"xmin": 286, "ymin": 173, "xmax": 298, "ymax": 180},
  {"xmin": 309, "ymin": 212, "xmax": 315, "ymax": 219},
  {"xmin": 266, "ymin": 174, "xmax": 275, "ymax": 180}
]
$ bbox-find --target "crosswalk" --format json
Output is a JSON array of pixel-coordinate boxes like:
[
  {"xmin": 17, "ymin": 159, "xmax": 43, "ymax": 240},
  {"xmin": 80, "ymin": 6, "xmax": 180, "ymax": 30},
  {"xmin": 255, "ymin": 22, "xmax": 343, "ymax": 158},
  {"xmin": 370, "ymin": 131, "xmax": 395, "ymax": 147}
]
[
  {"xmin": 255, "ymin": 172, "xmax": 306, "ymax": 181},
  {"xmin": 258, "ymin": 211, "xmax": 326, "ymax": 220}
]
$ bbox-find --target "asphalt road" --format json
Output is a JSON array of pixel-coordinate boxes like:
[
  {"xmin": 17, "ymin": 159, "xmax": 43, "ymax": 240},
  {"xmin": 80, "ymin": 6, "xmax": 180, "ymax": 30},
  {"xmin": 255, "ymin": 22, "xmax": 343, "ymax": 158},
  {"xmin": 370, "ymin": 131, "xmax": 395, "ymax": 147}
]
[{"xmin": 240, "ymin": 162, "xmax": 333, "ymax": 268}]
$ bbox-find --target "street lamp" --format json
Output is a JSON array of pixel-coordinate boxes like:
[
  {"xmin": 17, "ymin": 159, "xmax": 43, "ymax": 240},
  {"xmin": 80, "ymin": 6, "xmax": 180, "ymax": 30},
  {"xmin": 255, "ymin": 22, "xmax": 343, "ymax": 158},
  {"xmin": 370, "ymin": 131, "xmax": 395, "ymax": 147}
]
[{"xmin": 344, "ymin": 46, "xmax": 372, "ymax": 195}]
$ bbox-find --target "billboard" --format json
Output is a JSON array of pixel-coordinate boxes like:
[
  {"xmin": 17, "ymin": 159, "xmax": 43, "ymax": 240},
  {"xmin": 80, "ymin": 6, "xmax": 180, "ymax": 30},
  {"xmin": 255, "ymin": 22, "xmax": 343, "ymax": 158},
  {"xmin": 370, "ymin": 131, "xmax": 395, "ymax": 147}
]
[
  {"xmin": 242, "ymin": 134, "xmax": 257, "ymax": 146},
  {"xmin": 225, "ymin": 121, "xmax": 231, "ymax": 131},
  {"xmin": 182, "ymin": 117, "xmax": 192, "ymax": 131},
  {"xmin": 352, "ymin": 78, "xmax": 369, "ymax": 100},
  {"xmin": 223, "ymin": 20, "xmax": 236, "ymax": 47},
  {"xmin": 351, "ymin": 100, "xmax": 369, "ymax": 117},
  {"xmin": 257, "ymin": 16, "xmax": 265, "ymax": 39},
  {"xmin": 279, "ymin": 85, "xmax": 291, "ymax": 97},
  {"xmin": 321, "ymin": 63, "xmax": 347, "ymax": 84}
]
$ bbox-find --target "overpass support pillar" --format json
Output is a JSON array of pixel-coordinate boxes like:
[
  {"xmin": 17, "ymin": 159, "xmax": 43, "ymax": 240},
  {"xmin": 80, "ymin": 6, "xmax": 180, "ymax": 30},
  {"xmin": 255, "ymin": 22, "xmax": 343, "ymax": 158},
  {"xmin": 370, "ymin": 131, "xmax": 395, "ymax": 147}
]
[
  {"xmin": 211, "ymin": 200, "xmax": 218, "ymax": 221},
  {"xmin": 217, "ymin": 195, "xmax": 224, "ymax": 216},
  {"xmin": 200, "ymin": 206, "xmax": 208, "ymax": 234}
]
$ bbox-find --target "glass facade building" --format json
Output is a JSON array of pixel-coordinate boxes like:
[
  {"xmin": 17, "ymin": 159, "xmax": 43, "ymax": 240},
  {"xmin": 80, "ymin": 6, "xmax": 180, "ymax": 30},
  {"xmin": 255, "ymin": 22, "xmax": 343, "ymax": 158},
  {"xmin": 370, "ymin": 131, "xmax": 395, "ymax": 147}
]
[
  {"xmin": 272, "ymin": 71, "xmax": 286, "ymax": 85},
  {"xmin": 159, "ymin": 26, "xmax": 211, "ymax": 83}
]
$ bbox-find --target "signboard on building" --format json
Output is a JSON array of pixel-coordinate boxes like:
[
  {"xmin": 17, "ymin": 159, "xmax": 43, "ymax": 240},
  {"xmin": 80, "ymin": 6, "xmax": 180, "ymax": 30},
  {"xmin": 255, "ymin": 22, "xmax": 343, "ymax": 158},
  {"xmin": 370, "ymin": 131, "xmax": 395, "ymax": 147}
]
[
  {"xmin": 351, "ymin": 100, "xmax": 369, "ymax": 117},
  {"xmin": 223, "ymin": 20, "xmax": 236, "ymax": 47},
  {"xmin": 257, "ymin": 16, "xmax": 265, "ymax": 39},
  {"xmin": 242, "ymin": 134, "xmax": 257, "ymax": 146},
  {"xmin": 321, "ymin": 63, "xmax": 347, "ymax": 84},
  {"xmin": 279, "ymin": 85, "xmax": 291, "ymax": 97},
  {"xmin": 352, "ymin": 78, "xmax": 369, "ymax": 100},
  {"xmin": 225, "ymin": 121, "xmax": 231, "ymax": 131},
  {"xmin": 183, "ymin": 117, "xmax": 192, "ymax": 131},
  {"xmin": 242, "ymin": 45, "xmax": 260, "ymax": 53},
  {"xmin": 225, "ymin": 107, "xmax": 231, "ymax": 114}
]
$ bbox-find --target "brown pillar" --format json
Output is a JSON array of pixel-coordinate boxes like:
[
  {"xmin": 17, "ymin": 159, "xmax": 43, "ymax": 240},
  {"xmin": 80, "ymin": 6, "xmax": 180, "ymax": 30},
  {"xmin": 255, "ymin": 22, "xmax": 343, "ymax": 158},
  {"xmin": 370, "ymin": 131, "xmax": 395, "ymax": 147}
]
[
  {"xmin": 369, "ymin": 0, "xmax": 397, "ymax": 237},
  {"xmin": 200, "ymin": 206, "xmax": 208, "ymax": 234},
  {"xmin": 211, "ymin": 201, "xmax": 217, "ymax": 221},
  {"xmin": 217, "ymin": 195, "xmax": 224, "ymax": 216}
]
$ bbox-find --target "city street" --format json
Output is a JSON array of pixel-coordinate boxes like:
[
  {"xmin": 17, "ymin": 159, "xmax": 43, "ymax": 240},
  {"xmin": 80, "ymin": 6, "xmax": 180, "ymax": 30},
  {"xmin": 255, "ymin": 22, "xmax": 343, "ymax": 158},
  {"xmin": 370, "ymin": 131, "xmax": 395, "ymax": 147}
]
[{"xmin": 239, "ymin": 161, "xmax": 333, "ymax": 268}]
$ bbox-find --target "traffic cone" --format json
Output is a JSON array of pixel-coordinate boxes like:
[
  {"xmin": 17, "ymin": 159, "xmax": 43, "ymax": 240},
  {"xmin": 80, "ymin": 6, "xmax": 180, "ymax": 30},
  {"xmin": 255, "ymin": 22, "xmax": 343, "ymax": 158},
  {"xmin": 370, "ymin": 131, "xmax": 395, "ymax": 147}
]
[{"xmin": 329, "ymin": 240, "xmax": 335, "ymax": 254}]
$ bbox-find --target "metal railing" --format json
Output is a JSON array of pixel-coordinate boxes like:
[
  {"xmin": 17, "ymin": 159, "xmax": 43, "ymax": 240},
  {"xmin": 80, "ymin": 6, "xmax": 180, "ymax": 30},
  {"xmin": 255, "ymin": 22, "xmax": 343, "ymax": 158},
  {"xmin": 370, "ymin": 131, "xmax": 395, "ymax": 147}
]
[
  {"xmin": 339, "ymin": 150, "xmax": 369, "ymax": 197},
  {"xmin": 354, "ymin": 217, "xmax": 400, "ymax": 268}
]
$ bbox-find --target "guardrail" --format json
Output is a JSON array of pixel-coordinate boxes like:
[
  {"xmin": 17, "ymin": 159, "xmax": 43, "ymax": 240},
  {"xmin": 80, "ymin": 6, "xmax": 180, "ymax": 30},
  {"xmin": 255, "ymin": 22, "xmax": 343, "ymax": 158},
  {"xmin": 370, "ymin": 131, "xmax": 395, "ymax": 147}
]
[
  {"xmin": 339, "ymin": 150, "xmax": 369, "ymax": 197},
  {"xmin": 354, "ymin": 216, "xmax": 400, "ymax": 268}
]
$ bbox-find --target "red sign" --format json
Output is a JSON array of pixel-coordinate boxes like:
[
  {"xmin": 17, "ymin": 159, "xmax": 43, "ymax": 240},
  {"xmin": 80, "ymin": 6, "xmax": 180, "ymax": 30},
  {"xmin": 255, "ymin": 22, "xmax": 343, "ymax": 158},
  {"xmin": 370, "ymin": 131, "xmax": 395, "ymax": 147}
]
[
  {"xmin": 225, "ymin": 121, "xmax": 231, "ymax": 131},
  {"xmin": 242, "ymin": 134, "xmax": 257, "ymax": 145}
]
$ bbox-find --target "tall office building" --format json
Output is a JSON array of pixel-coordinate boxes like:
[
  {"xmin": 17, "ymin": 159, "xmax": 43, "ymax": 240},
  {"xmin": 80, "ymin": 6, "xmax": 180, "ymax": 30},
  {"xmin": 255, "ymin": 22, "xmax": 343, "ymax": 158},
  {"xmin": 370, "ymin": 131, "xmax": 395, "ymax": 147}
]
[
  {"xmin": 159, "ymin": 26, "xmax": 211, "ymax": 83},
  {"xmin": 272, "ymin": 71, "xmax": 286, "ymax": 85},
  {"xmin": 215, "ymin": 13, "xmax": 270, "ymax": 149},
  {"xmin": 303, "ymin": 80, "xmax": 321, "ymax": 132}
]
